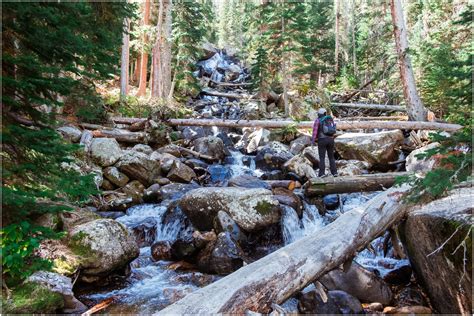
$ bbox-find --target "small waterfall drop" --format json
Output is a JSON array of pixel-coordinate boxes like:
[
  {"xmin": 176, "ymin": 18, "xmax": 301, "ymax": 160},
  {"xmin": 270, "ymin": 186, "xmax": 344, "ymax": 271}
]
[{"xmin": 281, "ymin": 202, "xmax": 325, "ymax": 245}]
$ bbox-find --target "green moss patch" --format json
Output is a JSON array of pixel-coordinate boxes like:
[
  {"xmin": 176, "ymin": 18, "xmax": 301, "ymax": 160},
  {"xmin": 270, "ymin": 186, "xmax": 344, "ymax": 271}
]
[
  {"xmin": 2, "ymin": 283, "xmax": 63, "ymax": 314},
  {"xmin": 255, "ymin": 200, "xmax": 274, "ymax": 215}
]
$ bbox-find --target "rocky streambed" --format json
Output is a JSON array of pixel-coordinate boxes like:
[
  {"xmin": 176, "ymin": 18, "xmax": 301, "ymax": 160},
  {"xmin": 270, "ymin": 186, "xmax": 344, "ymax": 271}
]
[{"xmin": 37, "ymin": 47, "xmax": 472, "ymax": 315}]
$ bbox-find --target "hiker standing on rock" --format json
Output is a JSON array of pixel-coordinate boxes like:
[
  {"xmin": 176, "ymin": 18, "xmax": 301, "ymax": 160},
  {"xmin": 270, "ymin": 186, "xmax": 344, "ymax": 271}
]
[{"xmin": 311, "ymin": 108, "xmax": 338, "ymax": 177}]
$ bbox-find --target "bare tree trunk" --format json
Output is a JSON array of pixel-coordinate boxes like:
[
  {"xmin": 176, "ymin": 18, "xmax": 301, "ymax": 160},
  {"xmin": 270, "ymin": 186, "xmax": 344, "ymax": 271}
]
[
  {"xmin": 137, "ymin": 0, "xmax": 151, "ymax": 97},
  {"xmin": 151, "ymin": 0, "xmax": 164, "ymax": 99},
  {"xmin": 120, "ymin": 17, "xmax": 130, "ymax": 98},
  {"xmin": 334, "ymin": 0, "xmax": 340, "ymax": 73},
  {"xmin": 281, "ymin": 15, "xmax": 289, "ymax": 116},
  {"xmin": 162, "ymin": 0, "xmax": 173, "ymax": 100},
  {"xmin": 351, "ymin": 0, "xmax": 357, "ymax": 77},
  {"xmin": 133, "ymin": 55, "xmax": 141, "ymax": 84},
  {"xmin": 159, "ymin": 185, "xmax": 411, "ymax": 314},
  {"xmin": 390, "ymin": 0, "xmax": 428, "ymax": 121}
]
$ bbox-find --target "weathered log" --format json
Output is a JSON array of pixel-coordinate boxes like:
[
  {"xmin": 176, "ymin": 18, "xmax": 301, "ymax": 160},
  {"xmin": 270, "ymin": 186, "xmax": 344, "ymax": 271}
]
[
  {"xmin": 80, "ymin": 123, "xmax": 107, "ymax": 130},
  {"xmin": 166, "ymin": 118, "xmax": 461, "ymax": 132},
  {"xmin": 332, "ymin": 102, "xmax": 406, "ymax": 112},
  {"xmin": 201, "ymin": 88, "xmax": 255, "ymax": 99},
  {"xmin": 110, "ymin": 117, "xmax": 146, "ymax": 125},
  {"xmin": 110, "ymin": 117, "xmax": 462, "ymax": 131},
  {"xmin": 345, "ymin": 115, "xmax": 408, "ymax": 121},
  {"xmin": 266, "ymin": 180, "xmax": 301, "ymax": 190},
  {"xmin": 81, "ymin": 297, "xmax": 114, "ymax": 316},
  {"xmin": 210, "ymin": 80, "xmax": 252, "ymax": 87},
  {"xmin": 171, "ymin": 144, "xmax": 217, "ymax": 161},
  {"xmin": 304, "ymin": 172, "xmax": 407, "ymax": 196},
  {"xmin": 158, "ymin": 185, "xmax": 411, "ymax": 314},
  {"xmin": 91, "ymin": 129, "xmax": 147, "ymax": 143}
]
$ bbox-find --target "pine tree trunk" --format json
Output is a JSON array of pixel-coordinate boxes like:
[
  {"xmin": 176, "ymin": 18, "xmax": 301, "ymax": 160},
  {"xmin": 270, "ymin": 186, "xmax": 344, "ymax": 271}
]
[
  {"xmin": 151, "ymin": 0, "xmax": 164, "ymax": 99},
  {"xmin": 390, "ymin": 0, "xmax": 428, "ymax": 121},
  {"xmin": 137, "ymin": 0, "xmax": 151, "ymax": 97},
  {"xmin": 351, "ymin": 0, "xmax": 357, "ymax": 77},
  {"xmin": 281, "ymin": 15, "xmax": 289, "ymax": 117},
  {"xmin": 133, "ymin": 56, "xmax": 141, "ymax": 84},
  {"xmin": 162, "ymin": 0, "xmax": 173, "ymax": 100},
  {"xmin": 120, "ymin": 17, "xmax": 130, "ymax": 98},
  {"xmin": 334, "ymin": 0, "xmax": 340, "ymax": 73}
]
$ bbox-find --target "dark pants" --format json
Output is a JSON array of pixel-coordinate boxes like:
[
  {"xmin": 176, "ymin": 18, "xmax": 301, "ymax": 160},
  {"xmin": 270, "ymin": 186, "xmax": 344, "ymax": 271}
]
[{"xmin": 317, "ymin": 137, "xmax": 337, "ymax": 176}]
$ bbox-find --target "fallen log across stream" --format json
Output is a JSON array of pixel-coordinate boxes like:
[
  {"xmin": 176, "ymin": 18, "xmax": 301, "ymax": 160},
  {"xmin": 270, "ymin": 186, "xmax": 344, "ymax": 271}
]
[
  {"xmin": 331, "ymin": 102, "xmax": 406, "ymax": 112},
  {"xmin": 158, "ymin": 184, "xmax": 411, "ymax": 314},
  {"xmin": 90, "ymin": 129, "xmax": 147, "ymax": 143},
  {"xmin": 304, "ymin": 172, "xmax": 408, "ymax": 196},
  {"xmin": 110, "ymin": 117, "xmax": 462, "ymax": 131}
]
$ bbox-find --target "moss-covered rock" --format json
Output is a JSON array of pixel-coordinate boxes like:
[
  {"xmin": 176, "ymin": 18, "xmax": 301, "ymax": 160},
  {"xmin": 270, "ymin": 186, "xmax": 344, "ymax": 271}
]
[
  {"xmin": 68, "ymin": 219, "xmax": 139, "ymax": 281},
  {"xmin": 2, "ymin": 283, "xmax": 63, "ymax": 314}
]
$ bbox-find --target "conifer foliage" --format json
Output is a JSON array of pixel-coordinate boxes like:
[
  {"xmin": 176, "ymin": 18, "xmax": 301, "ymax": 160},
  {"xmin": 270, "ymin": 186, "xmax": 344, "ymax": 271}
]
[
  {"xmin": 1, "ymin": 2, "xmax": 134, "ymax": 284},
  {"xmin": 172, "ymin": 0, "xmax": 215, "ymax": 98}
]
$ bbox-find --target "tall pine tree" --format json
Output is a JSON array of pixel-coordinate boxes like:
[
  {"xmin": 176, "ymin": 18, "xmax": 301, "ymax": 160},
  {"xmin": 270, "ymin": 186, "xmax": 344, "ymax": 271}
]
[{"xmin": 1, "ymin": 2, "xmax": 134, "ymax": 284}]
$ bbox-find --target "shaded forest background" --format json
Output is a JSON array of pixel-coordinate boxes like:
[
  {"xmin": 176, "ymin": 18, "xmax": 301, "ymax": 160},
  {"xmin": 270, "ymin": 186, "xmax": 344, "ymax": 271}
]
[{"xmin": 1, "ymin": 0, "xmax": 472, "ymax": 287}]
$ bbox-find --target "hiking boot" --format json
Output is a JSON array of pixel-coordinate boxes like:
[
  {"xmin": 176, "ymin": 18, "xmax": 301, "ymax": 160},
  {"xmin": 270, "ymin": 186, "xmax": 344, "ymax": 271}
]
[
  {"xmin": 319, "ymin": 174, "xmax": 328, "ymax": 178},
  {"xmin": 332, "ymin": 173, "xmax": 339, "ymax": 177}
]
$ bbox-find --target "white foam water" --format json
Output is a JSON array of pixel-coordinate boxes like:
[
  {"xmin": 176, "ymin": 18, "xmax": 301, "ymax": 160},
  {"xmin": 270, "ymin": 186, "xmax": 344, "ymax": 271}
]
[
  {"xmin": 281, "ymin": 202, "xmax": 325, "ymax": 245},
  {"xmin": 228, "ymin": 150, "xmax": 263, "ymax": 178}
]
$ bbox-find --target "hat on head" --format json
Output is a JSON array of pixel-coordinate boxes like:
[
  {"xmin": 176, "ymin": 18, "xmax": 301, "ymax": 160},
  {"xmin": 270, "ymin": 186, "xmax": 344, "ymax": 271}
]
[{"xmin": 317, "ymin": 108, "xmax": 327, "ymax": 115}]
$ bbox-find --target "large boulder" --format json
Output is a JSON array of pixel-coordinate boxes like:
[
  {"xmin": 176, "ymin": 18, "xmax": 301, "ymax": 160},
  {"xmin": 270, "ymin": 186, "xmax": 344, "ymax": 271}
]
[
  {"xmin": 116, "ymin": 150, "xmax": 160, "ymax": 186},
  {"xmin": 335, "ymin": 130, "xmax": 404, "ymax": 167},
  {"xmin": 89, "ymin": 138, "xmax": 122, "ymax": 167},
  {"xmin": 159, "ymin": 183, "xmax": 200, "ymax": 201},
  {"xmin": 182, "ymin": 126, "xmax": 207, "ymax": 141},
  {"xmin": 193, "ymin": 136, "xmax": 229, "ymax": 160},
  {"xmin": 201, "ymin": 42, "xmax": 218, "ymax": 59},
  {"xmin": 69, "ymin": 219, "xmax": 139, "ymax": 280},
  {"xmin": 405, "ymin": 142, "xmax": 440, "ymax": 173},
  {"xmin": 228, "ymin": 174, "xmax": 271, "ymax": 189},
  {"xmin": 178, "ymin": 187, "xmax": 281, "ymax": 232},
  {"xmin": 120, "ymin": 180, "xmax": 145, "ymax": 203},
  {"xmin": 167, "ymin": 160, "xmax": 197, "ymax": 183},
  {"xmin": 319, "ymin": 261, "xmax": 393, "ymax": 304},
  {"xmin": 255, "ymin": 141, "xmax": 294, "ymax": 170},
  {"xmin": 213, "ymin": 211, "xmax": 246, "ymax": 243},
  {"xmin": 2, "ymin": 282, "xmax": 64, "ymax": 314},
  {"xmin": 242, "ymin": 128, "xmax": 271, "ymax": 154},
  {"xmin": 27, "ymin": 271, "xmax": 87, "ymax": 313},
  {"xmin": 208, "ymin": 165, "xmax": 232, "ymax": 183},
  {"xmin": 289, "ymin": 135, "xmax": 311, "ymax": 155},
  {"xmin": 400, "ymin": 187, "xmax": 472, "ymax": 315},
  {"xmin": 283, "ymin": 155, "xmax": 317, "ymax": 180},
  {"xmin": 226, "ymin": 64, "xmax": 241, "ymax": 81},
  {"xmin": 336, "ymin": 160, "xmax": 369, "ymax": 176},
  {"xmin": 196, "ymin": 232, "xmax": 244, "ymax": 275},
  {"xmin": 57, "ymin": 126, "xmax": 82, "ymax": 143},
  {"xmin": 298, "ymin": 289, "xmax": 363, "ymax": 314},
  {"xmin": 272, "ymin": 187, "xmax": 303, "ymax": 217},
  {"xmin": 103, "ymin": 166, "xmax": 129, "ymax": 187},
  {"xmin": 132, "ymin": 144, "xmax": 153, "ymax": 155}
]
